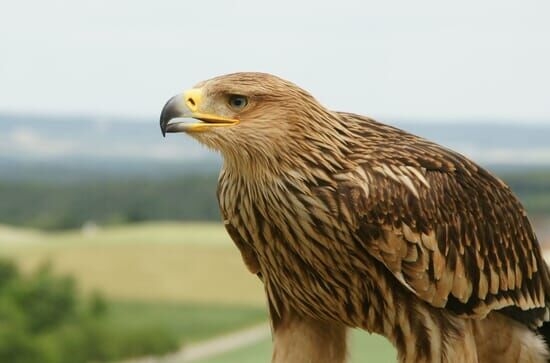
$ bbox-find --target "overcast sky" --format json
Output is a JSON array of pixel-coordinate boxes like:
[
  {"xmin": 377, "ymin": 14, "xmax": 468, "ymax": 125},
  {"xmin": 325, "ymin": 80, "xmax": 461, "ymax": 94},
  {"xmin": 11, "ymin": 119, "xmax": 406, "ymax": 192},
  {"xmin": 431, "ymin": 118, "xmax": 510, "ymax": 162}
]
[{"xmin": 1, "ymin": 0, "xmax": 549, "ymax": 122}]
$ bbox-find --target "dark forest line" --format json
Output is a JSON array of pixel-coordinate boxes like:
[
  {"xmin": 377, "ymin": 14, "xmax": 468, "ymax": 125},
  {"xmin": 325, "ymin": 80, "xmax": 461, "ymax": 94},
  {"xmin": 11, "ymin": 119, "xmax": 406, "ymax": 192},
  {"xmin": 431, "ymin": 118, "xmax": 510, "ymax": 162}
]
[{"xmin": 1, "ymin": 170, "xmax": 549, "ymax": 230}]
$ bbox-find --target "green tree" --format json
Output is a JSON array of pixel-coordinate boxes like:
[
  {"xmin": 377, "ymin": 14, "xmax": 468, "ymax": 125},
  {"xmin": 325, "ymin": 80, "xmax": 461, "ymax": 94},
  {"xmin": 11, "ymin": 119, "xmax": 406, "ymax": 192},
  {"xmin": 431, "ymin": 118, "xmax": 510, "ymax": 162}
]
[{"xmin": 0, "ymin": 258, "xmax": 179, "ymax": 363}]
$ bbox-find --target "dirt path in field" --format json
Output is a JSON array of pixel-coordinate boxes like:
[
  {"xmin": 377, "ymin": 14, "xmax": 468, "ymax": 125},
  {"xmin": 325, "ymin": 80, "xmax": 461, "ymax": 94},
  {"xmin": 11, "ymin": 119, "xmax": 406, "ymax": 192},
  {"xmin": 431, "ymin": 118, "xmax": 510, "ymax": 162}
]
[{"xmin": 120, "ymin": 322, "xmax": 271, "ymax": 363}]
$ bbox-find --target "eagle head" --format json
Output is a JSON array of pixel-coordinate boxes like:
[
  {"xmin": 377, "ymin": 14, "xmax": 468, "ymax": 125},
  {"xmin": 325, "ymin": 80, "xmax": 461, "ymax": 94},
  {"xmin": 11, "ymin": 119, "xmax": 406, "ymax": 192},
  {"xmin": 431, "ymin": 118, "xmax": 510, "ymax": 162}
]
[{"xmin": 160, "ymin": 72, "xmax": 338, "ymax": 168}]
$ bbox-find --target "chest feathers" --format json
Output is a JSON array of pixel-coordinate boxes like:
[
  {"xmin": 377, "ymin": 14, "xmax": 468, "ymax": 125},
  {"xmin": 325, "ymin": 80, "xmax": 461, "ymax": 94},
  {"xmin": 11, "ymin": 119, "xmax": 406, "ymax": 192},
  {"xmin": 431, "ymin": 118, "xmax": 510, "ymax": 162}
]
[{"xmin": 218, "ymin": 166, "xmax": 381, "ymax": 325}]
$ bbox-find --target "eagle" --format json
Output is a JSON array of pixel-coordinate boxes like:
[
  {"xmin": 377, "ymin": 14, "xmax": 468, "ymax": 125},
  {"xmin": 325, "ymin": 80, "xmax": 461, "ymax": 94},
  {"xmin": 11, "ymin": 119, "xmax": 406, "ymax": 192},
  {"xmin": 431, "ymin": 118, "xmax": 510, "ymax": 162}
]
[{"xmin": 160, "ymin": 72, "xmax": 550, "ymax": 363}]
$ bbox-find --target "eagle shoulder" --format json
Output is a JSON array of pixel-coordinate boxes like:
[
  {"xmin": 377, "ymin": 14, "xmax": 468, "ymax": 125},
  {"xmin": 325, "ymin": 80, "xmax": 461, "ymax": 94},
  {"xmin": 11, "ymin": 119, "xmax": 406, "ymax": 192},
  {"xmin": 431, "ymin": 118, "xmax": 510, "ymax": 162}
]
[{"xmin": 327, "ymin": 115, "xmax": 550, "ymax": 327}]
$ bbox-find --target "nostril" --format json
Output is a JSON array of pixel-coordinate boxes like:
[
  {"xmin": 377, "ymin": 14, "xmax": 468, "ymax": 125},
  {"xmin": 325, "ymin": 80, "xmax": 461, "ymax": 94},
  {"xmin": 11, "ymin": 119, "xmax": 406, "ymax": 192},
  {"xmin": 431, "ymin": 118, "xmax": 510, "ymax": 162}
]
[{"xmin": 183, "ymin": 89, "xmax": 201, "ymax": 110}]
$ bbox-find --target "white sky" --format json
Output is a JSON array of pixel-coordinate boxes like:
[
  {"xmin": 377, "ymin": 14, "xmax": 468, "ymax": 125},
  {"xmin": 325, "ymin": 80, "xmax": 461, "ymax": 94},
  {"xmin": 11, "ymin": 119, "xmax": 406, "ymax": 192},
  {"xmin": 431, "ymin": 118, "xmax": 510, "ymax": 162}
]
[{"xmin": 1, "ymin": 0, "xmax": 549, "ymax": 122}]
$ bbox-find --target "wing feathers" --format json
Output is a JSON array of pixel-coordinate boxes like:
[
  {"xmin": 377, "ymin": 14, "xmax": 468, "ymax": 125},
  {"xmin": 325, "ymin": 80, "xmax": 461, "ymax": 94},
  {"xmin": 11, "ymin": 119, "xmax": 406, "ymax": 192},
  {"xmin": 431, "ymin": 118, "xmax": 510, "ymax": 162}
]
[{"xmin": 334, "ymin": 116, "xmax": 550, "ymax": 327}]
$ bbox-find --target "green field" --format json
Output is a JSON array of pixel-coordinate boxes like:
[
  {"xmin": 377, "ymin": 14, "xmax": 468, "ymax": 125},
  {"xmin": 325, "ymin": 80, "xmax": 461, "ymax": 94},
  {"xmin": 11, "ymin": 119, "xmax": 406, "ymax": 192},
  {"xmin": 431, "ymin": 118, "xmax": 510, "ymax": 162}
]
[
  {"xmin": 195, "ymin": 330, "xmax": 396, "ymax": 363},
  {"xmin": 0, "ymin": 222, "xmax": 396, "ymax": 361},
  {"xmin": 0, "ymin": 223, "xmax": 265, "ymax": 305},
  {"xmin": 105, "ymin": 301, "xmax": 267, "ymax": 344}
]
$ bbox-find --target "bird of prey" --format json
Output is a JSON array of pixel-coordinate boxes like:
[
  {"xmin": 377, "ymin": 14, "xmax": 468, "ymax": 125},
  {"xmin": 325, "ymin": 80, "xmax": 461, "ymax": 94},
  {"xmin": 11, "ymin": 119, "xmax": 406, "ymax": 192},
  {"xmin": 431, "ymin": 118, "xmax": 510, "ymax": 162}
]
[{"xmin": 160, "ymin": 73, "xmax": 550, "ymax": 363}]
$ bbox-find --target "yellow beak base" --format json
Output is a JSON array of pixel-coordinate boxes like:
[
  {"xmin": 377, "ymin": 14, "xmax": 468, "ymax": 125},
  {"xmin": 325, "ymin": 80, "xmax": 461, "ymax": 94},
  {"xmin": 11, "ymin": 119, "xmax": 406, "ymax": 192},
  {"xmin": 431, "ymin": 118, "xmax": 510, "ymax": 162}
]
[{"xmin": 160, "ymin": 89, "xmax": 239, "ymax": 135}]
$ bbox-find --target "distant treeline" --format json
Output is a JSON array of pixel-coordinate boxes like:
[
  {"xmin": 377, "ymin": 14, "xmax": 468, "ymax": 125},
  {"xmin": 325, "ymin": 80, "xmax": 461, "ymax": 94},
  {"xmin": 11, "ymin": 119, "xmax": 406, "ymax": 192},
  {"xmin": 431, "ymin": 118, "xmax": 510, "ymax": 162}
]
[
  {"xmin": 0, "ymin": 174, "xmax": 220, "ymax": 230},
  {"xmin": 500, "ymin": 171, "xmax": 550, "ymax": 215},
  {"xmin": 1, "ymin": 170, "xmax": 549, "ymax": 230}
]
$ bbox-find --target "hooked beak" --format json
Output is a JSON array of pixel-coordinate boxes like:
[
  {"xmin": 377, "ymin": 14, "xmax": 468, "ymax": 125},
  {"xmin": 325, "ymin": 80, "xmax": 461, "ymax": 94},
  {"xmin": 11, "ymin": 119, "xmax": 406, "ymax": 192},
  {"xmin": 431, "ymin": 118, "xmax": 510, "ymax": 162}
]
[{"xmin": 159, "ymin": 89, "xmax": 239, "ymax": 137}]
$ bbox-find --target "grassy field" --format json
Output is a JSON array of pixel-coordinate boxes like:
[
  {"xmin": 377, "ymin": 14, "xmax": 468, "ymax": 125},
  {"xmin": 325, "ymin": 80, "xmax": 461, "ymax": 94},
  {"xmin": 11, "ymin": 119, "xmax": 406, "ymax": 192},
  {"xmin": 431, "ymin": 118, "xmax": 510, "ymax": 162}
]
[
  {"xmin": 0, "ymin": 222, "xmax": 397, "ymax": 361},
  {"xmin": 0, "ymin": 223, "xmax": 265, "ymax": 305},
  {"xmin": 195, "ymin": 330, "xmax": 396, "ymax": 363},
  {"xmin": 105, "ymin": 301, "xmax": 267, "ymax": 344}
]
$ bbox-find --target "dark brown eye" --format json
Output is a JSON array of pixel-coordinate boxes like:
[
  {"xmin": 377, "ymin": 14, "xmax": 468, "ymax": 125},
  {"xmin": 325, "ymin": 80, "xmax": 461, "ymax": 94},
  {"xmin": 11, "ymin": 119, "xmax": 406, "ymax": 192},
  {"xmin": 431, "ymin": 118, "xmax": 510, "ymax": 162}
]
[{"xmin": 228, "ymin": 95, "xmax": 248, "ymax": 110}]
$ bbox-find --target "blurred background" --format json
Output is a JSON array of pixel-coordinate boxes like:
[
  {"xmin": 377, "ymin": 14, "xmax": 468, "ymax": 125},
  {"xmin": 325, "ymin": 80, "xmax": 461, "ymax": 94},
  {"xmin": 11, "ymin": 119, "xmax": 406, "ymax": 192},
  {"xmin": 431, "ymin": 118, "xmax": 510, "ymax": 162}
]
[{"xmin": 1, "ymin": 0, "xmax": 549, "ymax": 362}]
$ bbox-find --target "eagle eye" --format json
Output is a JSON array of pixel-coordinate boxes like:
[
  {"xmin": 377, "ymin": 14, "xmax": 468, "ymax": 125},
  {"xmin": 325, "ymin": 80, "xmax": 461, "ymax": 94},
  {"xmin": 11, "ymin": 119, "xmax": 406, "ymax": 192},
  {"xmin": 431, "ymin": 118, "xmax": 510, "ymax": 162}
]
[{"xmin": 228, "ymin": 95, "xmax": 248, "ymax": 111}]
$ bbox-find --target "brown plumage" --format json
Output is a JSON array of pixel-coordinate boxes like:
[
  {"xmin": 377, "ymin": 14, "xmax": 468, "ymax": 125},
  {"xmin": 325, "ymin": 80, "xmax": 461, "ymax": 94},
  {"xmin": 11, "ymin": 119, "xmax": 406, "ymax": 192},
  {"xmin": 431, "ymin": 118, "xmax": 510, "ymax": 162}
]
[{"xmin": 160, "ymin": 72, "xmax": 550, "ymax": 362}]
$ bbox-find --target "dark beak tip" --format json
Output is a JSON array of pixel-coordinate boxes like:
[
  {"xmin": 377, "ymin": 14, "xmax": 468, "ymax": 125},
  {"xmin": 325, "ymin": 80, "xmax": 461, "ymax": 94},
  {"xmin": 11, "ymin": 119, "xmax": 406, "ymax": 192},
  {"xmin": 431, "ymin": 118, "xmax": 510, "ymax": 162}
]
[
  {"xmin": 160, "ymin": 120, "xmax": 167, "ymax": 138},
  {"xmin": 160, "ymin": 94, "xmax": 180, "ymax": 138}
]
